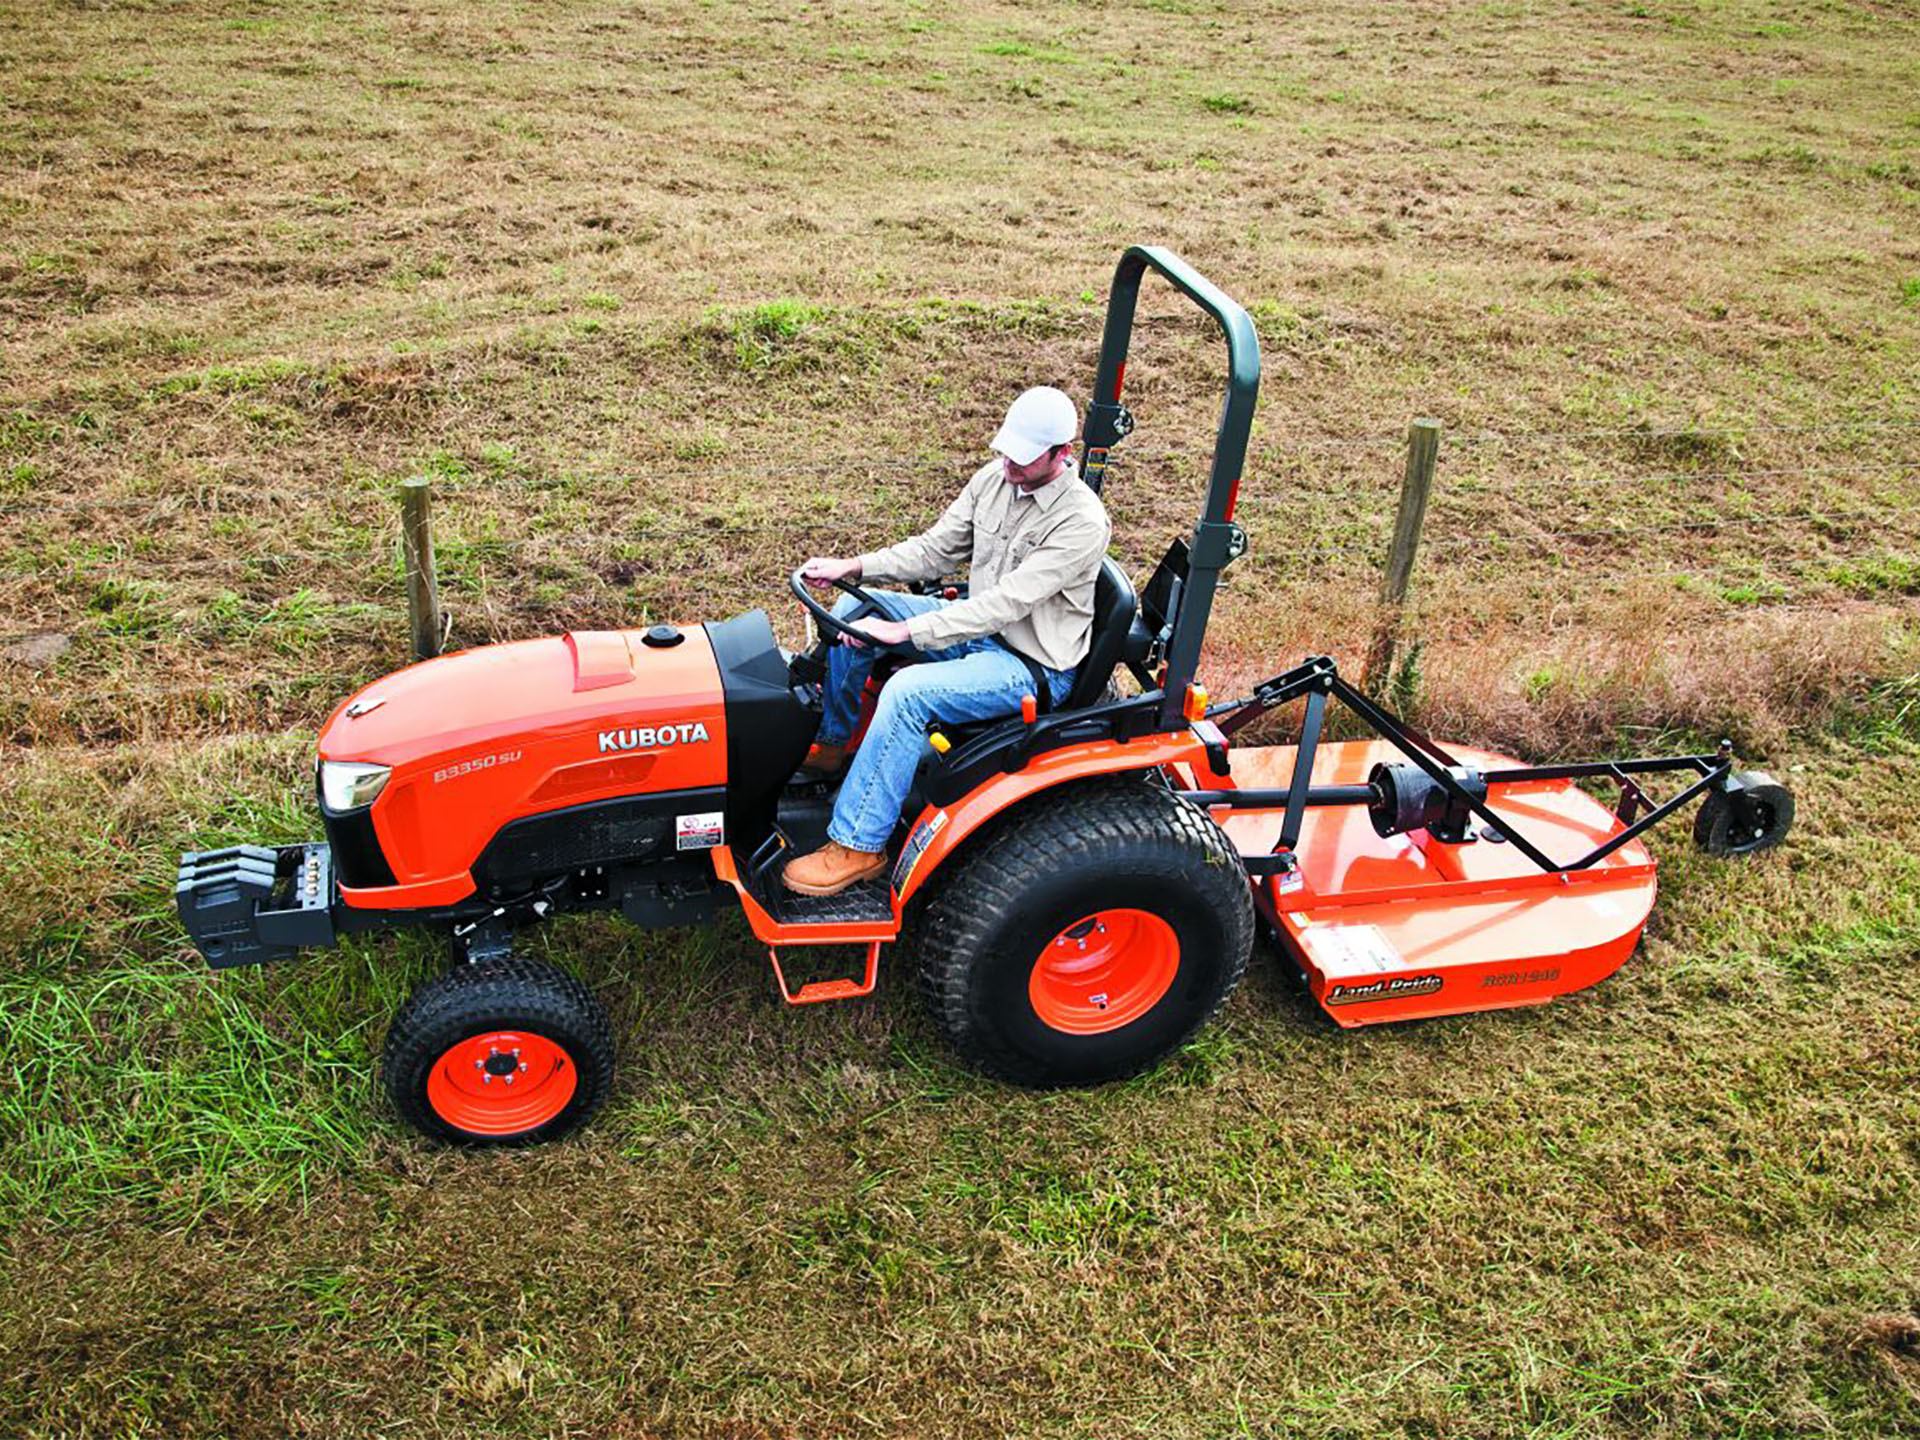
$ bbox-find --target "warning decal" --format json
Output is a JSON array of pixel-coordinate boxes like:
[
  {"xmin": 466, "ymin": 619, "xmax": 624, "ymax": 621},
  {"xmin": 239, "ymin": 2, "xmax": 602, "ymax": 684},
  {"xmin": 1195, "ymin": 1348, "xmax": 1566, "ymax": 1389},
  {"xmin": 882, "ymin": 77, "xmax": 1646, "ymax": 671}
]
[
  {"xmin": 676, "ymin": 811, "xmax": 725, "ymax": 851},
  {"xmin": 1297, "ymin": 924, "xmax": 1405, "ymax": 979}
]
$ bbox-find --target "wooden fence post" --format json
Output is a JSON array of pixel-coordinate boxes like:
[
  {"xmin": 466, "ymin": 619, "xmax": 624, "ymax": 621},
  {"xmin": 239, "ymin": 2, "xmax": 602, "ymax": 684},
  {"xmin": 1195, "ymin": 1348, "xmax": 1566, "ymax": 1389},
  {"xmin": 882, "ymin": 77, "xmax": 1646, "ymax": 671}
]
[
  {"xmin": 1363, "ymin": 418, "xmax": 1441, "ymax": 698},
  {"xmin": 401, "ymin": 477, "xmax": 443, "ymax": 660}
]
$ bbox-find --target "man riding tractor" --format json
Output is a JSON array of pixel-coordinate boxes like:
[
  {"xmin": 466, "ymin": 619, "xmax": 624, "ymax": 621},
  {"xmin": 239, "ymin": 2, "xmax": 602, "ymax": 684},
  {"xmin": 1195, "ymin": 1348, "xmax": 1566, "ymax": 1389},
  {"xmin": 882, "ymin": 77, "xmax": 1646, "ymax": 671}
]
[
  {"xmin": 785, "ymin": 385, "xmax": 1111, "ymax": 896},
  {"xmin": 174, "ymin": 245, "xmax": 1794, "ymax": 1145}
]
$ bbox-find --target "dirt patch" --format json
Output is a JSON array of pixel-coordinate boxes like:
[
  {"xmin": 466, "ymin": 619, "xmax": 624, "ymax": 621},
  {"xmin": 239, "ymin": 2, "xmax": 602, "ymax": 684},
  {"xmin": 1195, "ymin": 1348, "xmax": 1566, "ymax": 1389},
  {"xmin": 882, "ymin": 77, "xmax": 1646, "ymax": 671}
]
[{"xmin": 2, "ymin": 631, "xmax": 69, "ymax": 667}]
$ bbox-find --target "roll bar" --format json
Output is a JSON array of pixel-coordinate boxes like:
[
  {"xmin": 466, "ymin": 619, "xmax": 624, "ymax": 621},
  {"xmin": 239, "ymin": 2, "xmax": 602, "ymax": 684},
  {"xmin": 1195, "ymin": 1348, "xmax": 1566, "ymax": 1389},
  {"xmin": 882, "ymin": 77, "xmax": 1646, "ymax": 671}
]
[{"xmin": 1082, "ymin": 246, "xmax": 1263, "ymax": 731}]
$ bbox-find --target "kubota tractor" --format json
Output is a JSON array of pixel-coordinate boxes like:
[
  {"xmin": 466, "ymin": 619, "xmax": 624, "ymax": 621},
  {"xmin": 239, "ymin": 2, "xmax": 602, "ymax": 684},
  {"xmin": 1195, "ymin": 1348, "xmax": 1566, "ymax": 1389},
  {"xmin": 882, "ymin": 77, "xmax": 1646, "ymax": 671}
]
[{"xmin": 176, "ymin": 247, "xmax": 1794, "ymax": 1144}]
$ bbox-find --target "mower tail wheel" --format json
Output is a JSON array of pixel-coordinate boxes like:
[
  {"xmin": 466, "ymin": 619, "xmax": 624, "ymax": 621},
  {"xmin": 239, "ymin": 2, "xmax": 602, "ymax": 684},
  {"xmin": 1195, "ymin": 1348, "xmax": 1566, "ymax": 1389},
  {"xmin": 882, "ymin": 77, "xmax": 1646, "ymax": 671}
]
[
  {"xmin": 912, "ymin": 777, "xmax": 1254, "ymax": 1088},
  {"xmin": 382, "ymin": 958, "xmax": 615, "ymax": 1146},
  {"xmin": 1694, "ymin": 771, "xmax": 1794, "ymax": 857}
]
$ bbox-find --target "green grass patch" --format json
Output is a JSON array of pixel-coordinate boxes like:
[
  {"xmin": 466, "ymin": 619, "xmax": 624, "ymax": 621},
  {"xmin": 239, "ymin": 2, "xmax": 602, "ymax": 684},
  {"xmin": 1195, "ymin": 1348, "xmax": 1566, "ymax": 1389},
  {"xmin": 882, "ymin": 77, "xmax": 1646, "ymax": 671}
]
[
  {"xmin": 148, "ymin": 358, "xmax": 310, "ymax": 399},
  {"xmin": 1202, "ymin": 91, "xmax": 1254, "ymax": 114},
  {"xmin": 1829, "ymin": 553, "xmax": 1920, "ymax": 597},
  {"xmin": 0, "ymin": 959, "xmax": 403, "ymax": 1225},
  {"xmin": 711, "ymin": 297, "xmax": 830, "ymax": 371},
  {"xmin": 86, "ymin": 576, "xmax": 173, "ymax": 638}
]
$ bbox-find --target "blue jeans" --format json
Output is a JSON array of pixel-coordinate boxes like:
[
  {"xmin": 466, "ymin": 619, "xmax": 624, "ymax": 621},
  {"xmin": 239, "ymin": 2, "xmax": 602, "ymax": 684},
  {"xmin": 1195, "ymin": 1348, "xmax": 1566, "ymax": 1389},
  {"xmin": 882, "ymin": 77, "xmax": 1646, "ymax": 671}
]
[{"xmin": 818, "ymin": 590, "xmax": 1074, "ymax": 853}]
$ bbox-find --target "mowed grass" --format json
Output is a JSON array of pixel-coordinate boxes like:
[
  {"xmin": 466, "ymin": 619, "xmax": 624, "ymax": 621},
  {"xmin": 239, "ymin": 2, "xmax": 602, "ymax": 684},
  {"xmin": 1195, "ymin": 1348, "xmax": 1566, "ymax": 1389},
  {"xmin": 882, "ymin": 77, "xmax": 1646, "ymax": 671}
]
[
  {"xmin": 3, "ymin": 732, "xmax": 1918, "ymax": 1436},
  {"xmin": 2, "ymin": 0, "xmax": 1918, "ymax": 1435}
]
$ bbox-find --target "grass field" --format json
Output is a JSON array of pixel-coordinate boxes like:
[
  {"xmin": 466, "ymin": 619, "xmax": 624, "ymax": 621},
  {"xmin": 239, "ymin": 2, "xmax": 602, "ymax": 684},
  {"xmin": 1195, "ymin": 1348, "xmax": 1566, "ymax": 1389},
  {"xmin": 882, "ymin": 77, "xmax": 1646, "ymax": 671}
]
[{"xmin": 3, "ymin": 0, "xmax": 1918, "ymax": 1435}]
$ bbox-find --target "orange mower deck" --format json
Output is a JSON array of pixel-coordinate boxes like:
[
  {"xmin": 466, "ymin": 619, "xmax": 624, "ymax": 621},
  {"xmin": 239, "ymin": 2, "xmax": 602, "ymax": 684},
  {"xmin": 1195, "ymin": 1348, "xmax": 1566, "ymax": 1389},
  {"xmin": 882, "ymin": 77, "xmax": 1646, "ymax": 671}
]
[{"xmin": 1198, "ymin": 740, "xmax": 1655, "ymax": 1025}]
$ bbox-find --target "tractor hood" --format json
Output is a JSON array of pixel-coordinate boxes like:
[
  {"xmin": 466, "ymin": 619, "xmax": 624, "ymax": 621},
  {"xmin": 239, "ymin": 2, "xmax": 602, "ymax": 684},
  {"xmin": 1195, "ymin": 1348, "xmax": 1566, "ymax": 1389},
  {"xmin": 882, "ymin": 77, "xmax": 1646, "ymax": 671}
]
[
  {"xmin": 318, "ymin": 627, "xmax": 723, "ymax": 772},
  {"xmin": 315, "ymin": 623, "xmax": 738, "ymax": 904}
]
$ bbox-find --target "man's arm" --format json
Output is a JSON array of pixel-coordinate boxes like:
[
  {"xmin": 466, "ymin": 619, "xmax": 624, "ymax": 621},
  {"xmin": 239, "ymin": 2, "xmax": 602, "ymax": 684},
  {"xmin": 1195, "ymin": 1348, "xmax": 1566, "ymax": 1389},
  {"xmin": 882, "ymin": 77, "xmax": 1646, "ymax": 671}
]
[
  {"xmin": 901, "ymin": 509, "xmax": 1109, "ymax": 653},
  {"xmin": 854, "ymin": 467, "xmax": 987, "ymax": 585}
]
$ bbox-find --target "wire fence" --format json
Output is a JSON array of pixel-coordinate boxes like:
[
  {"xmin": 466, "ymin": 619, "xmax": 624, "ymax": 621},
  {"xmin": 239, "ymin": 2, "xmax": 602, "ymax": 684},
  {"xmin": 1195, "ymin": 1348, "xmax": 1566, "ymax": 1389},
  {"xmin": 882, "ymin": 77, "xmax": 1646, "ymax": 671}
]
[
  {"xmin": 1261, "ymin": 419, "xmax": 1920, "ymax": 450},
  {"xmin": 4, "ymin": 417, "xmax": 1915, "ymax": 726},
  {"xmin": 303, "ymin": 498, "xmax": 1890, "ymax": 565},
  {"xmin": 5, "ymin": 415, "xmax": 1918, "ymax": 517},
  {"xmin": 5, "ymin": 572, "xmax": 1902, "ymax": 706},
  {"xmin": 4, "ymin": 444, "xmax": 1911, "ymax": 545}
]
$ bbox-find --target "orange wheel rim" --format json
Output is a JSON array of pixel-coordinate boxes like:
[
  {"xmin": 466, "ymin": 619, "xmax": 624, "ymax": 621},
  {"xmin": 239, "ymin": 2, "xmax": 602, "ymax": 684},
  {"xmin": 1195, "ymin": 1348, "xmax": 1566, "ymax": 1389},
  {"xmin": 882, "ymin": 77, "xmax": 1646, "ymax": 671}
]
[
  {"xmin": 424, "ymin": 1030, "xmax": 576, "ymax": 1136},
  {"xmin": 1029, "ymin": 909, "xmax": 1180, "ymax": 1035}
]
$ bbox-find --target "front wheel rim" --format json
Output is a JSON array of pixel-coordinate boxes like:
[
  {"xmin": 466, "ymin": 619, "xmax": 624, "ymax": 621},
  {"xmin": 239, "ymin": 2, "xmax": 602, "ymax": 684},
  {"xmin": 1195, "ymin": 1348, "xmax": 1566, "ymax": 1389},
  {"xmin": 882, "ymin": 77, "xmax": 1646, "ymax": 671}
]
[
  {"xmin": 425, "ymin": 1030, "xmax": 577, "ymax": 1136},
  {"xmin": 1029, "ymin": 909, "xmax": 1181, "ymax": 1035}
]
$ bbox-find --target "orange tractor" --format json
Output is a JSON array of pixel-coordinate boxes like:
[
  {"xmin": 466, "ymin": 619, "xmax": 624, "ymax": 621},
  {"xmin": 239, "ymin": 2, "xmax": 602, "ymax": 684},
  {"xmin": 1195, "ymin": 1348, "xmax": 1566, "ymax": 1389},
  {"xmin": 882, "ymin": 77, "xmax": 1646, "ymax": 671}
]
[{"xmin": 177, "ymin": 247, "xmax": 1793, "ymax": 1144}]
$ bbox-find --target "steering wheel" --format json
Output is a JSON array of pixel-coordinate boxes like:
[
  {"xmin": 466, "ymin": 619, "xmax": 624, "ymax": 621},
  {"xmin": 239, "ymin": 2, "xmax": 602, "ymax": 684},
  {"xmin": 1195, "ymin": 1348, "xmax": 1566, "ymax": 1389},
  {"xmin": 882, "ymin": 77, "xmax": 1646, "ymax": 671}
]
[{"xmin": 788, "ymin": 568, "xmax": 921, "ymax": 658}]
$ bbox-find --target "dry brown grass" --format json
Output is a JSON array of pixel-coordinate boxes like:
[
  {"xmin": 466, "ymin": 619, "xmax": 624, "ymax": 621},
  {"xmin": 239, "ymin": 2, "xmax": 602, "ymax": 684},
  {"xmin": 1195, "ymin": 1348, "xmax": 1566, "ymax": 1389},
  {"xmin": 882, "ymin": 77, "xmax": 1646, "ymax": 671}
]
[
  {"xmin": 2, "ymin": 0, "xmax": 1918, "ymax": 1436},
  {"xmin": 3, "ymin": 0, "xmax": 1916, "ymax": 753}
]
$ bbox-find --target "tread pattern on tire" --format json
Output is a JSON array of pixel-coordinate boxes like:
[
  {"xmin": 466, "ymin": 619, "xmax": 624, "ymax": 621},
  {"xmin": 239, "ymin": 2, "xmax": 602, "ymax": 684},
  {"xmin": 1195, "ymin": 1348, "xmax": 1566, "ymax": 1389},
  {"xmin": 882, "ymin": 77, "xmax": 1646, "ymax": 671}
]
[
  {"xmin": 381, "ymin": 957, "xmax": 616, "ymax": 1146},
  {"xmin": 912, "ymin": 776, "xmax": 1253, "ymax": 1087}
]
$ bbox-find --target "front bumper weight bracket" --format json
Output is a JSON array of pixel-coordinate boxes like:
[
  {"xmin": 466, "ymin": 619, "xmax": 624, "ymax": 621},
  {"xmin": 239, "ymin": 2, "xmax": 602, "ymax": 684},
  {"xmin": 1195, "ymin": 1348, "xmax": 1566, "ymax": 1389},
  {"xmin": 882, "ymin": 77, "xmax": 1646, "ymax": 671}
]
[{"xmin": 176, "ymin": 842, "xmax": 338, "ymax": 968}]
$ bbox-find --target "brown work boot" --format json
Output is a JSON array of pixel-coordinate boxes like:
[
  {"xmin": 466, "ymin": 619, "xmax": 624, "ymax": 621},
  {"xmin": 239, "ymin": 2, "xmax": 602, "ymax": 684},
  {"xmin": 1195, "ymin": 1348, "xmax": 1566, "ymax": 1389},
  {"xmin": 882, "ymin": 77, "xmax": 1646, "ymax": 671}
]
[
  {"xmin": 782, "ymin": 840, "xmax": 887, "ymax": 896},
  {"xmin": 798, "ymin": 742, "xmax": 849, "ymax": 780}
]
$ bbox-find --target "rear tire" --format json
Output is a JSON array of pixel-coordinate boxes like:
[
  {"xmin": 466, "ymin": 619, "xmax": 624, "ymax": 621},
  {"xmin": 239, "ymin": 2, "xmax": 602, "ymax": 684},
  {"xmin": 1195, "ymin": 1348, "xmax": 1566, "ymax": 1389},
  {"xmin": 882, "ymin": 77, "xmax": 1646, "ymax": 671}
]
[
  {"xmin": 913, "ymin": 778, "xmax": 1253, "ymax": 1087},
  {"xmin": 383, "ymin": 958, "xmax": 615, "ymax": 1146}
]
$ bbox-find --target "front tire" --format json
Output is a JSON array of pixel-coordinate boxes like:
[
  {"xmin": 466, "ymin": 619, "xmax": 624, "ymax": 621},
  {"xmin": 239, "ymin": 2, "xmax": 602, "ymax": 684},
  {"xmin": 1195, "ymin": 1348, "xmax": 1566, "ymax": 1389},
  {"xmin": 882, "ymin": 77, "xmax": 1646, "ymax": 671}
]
[
  {"xmin": 382, "ymin": 958, "xmax": 615, "ymax": 1145},
  {"xmin": 913, "ymin": 778, "xmax": 1253, "ymax": 1087}
]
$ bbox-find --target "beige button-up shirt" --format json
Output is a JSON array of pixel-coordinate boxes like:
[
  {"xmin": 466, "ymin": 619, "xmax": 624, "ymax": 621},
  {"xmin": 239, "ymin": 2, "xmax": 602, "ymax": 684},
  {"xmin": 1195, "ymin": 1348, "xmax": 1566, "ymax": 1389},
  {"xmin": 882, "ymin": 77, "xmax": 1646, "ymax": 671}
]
[{"xmin": 856, "ymin": 457, "xmax": 1111, "ymax": 672}]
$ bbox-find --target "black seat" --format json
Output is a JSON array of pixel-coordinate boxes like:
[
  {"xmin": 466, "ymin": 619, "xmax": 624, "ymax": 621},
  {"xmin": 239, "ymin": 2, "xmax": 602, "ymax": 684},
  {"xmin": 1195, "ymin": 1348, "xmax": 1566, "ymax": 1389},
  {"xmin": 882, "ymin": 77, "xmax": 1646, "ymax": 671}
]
[{"xmin": 1060, "ymin": 556, "xmax": 1143, "ymax": 710}]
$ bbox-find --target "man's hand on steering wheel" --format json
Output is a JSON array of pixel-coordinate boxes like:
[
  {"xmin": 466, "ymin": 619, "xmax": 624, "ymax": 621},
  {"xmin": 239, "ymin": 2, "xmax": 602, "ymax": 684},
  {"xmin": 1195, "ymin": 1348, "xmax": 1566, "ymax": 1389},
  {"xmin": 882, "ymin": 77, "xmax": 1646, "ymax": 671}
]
[
  {"xmin": 801, "ymin": 555, "xmax": 862, "ymax": 587},
  {"xmin": 787, "ymin": 565, "xmax": 921, "ymax": 659},
  {"xmin": 843, "ymin": 615, "xmax": 911, "ymax": 650}
]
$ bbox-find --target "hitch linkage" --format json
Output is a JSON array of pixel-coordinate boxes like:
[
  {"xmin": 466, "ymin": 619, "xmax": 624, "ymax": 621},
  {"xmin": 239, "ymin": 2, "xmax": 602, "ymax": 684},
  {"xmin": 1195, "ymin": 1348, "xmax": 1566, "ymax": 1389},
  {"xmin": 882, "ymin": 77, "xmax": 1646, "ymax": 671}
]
[{"xmin": 1190, "ymin": 655, "xmax": 1739, "ymax": 876}]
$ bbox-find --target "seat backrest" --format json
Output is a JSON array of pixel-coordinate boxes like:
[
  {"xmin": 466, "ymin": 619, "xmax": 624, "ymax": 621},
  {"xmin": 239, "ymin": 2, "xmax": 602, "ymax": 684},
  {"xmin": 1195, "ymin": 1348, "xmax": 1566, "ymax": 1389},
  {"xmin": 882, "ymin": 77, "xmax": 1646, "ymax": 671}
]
[{"xmin": 1062, "ymin": 556, "xmax": 1139, "ymax": 710}]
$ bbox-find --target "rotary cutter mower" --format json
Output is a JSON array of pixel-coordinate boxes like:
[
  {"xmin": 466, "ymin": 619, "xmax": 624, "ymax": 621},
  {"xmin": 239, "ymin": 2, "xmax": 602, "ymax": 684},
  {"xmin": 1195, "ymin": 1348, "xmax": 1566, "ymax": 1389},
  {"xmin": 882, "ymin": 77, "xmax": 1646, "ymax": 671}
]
[{"xmin": 176, "ymin": 247, "xmax": 1794, "ymax": 1144}]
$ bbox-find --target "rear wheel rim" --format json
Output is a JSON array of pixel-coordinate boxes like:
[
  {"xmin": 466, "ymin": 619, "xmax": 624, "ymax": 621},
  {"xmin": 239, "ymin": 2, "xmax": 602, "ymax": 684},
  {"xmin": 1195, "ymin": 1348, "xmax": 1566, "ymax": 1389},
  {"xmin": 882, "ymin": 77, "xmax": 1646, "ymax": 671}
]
[
  {"xmin": 1029, "ymin": 909, "xmax": 1180, "ymax": 1035},
  {"xmin": 425, "ymin": 1030, "xmax": 576, "ymax": 1136}
]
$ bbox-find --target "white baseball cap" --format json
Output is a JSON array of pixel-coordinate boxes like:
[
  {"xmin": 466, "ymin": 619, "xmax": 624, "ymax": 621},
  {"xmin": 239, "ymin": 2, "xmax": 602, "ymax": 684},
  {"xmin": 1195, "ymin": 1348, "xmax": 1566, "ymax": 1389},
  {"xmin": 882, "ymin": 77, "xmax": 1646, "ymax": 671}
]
[{"xmin": 990, "ymin": 386, "xmax": 1079, "ymax": 466}]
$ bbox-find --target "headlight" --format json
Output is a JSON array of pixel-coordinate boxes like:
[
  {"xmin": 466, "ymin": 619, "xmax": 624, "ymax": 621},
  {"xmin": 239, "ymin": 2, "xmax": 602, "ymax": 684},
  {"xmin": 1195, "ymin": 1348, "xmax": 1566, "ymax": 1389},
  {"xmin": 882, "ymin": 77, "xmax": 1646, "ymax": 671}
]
[{"xmin": 319, "ymin": 760, "xmax": 391, "ymax": 812}]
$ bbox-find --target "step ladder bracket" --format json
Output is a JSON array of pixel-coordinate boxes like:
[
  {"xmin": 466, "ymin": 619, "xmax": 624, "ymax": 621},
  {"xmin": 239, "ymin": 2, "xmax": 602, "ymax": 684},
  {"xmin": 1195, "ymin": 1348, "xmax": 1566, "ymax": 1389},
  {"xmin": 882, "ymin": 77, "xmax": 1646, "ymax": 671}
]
[{"xmin": 767, "ymin": 941, "xmax": 884, "ymax": 1005}]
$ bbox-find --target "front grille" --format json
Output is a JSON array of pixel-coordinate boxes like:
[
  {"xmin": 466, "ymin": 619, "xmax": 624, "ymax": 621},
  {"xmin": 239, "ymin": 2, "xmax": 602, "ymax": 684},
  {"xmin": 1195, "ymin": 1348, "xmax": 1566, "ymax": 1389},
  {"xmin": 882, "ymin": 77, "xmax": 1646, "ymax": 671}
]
[{"xmin": 321, "ymin": 805, "xmax": 397, "ymax": 888}]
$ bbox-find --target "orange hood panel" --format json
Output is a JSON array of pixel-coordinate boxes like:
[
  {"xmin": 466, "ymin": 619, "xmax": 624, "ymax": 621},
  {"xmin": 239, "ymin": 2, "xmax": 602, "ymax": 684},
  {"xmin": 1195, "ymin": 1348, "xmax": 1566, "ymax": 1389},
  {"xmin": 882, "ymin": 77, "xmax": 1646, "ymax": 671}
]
[{"xmin": 320, "ymin": 628, "xmax": 728, "ymax": 906}]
